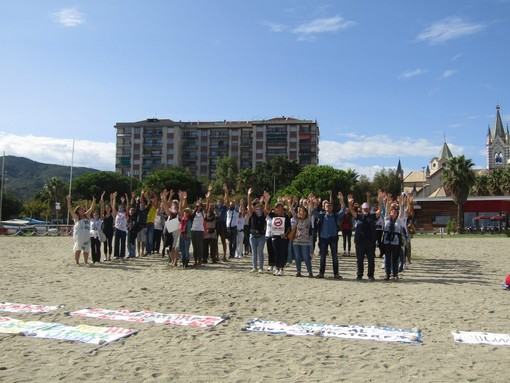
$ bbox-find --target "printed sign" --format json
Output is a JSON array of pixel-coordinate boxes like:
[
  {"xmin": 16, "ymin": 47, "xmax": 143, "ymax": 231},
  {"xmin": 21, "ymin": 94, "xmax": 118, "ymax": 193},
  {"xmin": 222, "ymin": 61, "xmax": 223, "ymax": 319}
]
[
  {"xmin": 452, "ymin": 331, "xmax": 510, "ymax": 346},
  {"xmin": 0, "ymin": 302, "xmax": 61, "ymax": 314},
  {"xmin": 165, "ymin": 218, "xmax": 179, "ymax": 233},
  {"xmin": 244, "ymin": 318, "xmax": 421, "ymax": 344},
  {"xmin": 272, "ymin": 217, "xmax": 285, "ymax": 236},
  {"xmin": 69, "ymin": 308, "xmax": 228, "ymax": 328}
]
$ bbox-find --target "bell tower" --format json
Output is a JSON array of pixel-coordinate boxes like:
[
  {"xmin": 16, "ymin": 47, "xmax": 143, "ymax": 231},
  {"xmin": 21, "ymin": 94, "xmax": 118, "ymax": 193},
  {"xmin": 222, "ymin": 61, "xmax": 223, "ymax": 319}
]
[{"xmin": 486, "ymin": 105, "xmax": 510, "ymax": 170}]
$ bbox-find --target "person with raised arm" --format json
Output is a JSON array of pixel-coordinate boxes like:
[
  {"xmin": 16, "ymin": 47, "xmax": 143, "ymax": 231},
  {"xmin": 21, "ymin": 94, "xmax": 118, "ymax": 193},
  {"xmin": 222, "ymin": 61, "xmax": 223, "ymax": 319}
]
[
  {"xmin": 312, "ymin": 191, "xmax": 346, "ymax": 279},
  {"xmin": 67, "ymin": 194, "xmax": 96, "ymax": 266},
  {"xmin": 101, "ymin": 192, "xmax": 114, "ymax": 262},
  {"xmin": 111, "ymin": 191, "xmax": 129, "ymax": 262},
  {"xmin": 215, "ymin": 184, "xmax": 229, "ymax": 261},
  {"xmin": 348, "ymin": 191, "xmax": 382, "ymax": 281},
  {"xmin": 160, "ymin": 189, "xmax": 181, "ymax": 266},
  {"xmin": 202, "ymin": 185, "xmax": 219, "ymax": 263},
  {"xmin": 381, "ymin": 193, "xmax": 405, "ymax": 281},
  {"xmin": 247, "ymin": 188, "xmax": 270, "ymax": 273}
]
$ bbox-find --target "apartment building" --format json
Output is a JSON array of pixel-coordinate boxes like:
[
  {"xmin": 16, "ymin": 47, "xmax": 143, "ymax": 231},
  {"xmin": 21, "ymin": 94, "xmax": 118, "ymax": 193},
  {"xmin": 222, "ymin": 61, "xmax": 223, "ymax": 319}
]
[{"xmin": 115, "ymin": 117, "xmax": 319, "ymax": 180}]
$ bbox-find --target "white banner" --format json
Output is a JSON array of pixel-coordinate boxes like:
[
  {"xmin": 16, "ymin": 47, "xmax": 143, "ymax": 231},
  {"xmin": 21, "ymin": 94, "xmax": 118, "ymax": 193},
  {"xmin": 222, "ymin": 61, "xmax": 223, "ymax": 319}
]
[
  {"xmin": 69, "ymin": 308, "xmax": 228, "ymax": 328},
  {"xmin": 244, "ymin": 318, "xmax": 421, "ymax": 344},
  {"xmin": 0, "ymin": 302, "xmax": 61, "ymax": 314},
  {"xmin": 452, "ymin": 330, "xmax": 510, "ymax": 346}
]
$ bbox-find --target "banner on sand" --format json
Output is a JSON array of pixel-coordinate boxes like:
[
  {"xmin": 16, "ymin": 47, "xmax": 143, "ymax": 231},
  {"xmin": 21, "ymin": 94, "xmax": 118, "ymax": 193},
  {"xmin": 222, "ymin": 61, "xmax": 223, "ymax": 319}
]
[
  {"xmin": 0, "ymin": 302, "xmax": 61, "ymax": 314},
  {"xmin": 243, "ymin": 318, "xmax": 421, "ymax": 344},
  {"xmin": 68, "ymin": 308, "xmax": 228, "ymax": 328},
  {"xmin": 0, "ymin": 316, "xmax": 137, "ymax": 346},
  {"xmin": 452, "ymin": 330, "xmax": 510, "ymax": 346}
]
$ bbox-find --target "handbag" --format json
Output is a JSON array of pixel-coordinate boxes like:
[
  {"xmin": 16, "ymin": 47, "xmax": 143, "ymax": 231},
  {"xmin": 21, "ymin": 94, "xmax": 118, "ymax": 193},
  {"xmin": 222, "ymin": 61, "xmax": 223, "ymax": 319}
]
[
  {"xmin": 287, "ymin": 225, "xmax": 297, "ymax": 240},
  {"xmin": 98, "ymin": 229, "xmax": 107, "ymax": 242},
  {"xmin": 407, "ymin": 221, "xmax": 416, "ymax": 235}
]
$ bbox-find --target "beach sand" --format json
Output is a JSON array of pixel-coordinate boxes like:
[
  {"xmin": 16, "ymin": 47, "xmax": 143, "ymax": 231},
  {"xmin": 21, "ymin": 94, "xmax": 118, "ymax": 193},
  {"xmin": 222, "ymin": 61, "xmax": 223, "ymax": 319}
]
[{"xmin": 1, "ymin": 235, "xmax": 509, "ymax": 382}]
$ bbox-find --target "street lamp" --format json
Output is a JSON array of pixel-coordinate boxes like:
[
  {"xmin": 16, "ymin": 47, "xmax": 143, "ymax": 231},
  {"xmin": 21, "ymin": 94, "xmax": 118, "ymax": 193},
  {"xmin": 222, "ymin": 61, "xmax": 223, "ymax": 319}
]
[{"xmin": 0, "ymin": 153, "xmax": 5, "ymax": 222}]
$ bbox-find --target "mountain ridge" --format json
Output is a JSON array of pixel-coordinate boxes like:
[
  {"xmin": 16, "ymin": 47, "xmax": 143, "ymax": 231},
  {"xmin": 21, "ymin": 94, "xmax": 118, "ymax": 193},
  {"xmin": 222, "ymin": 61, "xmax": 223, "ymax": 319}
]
[{"xmin": 1, "ymin": 155, "xmax": 100, "ymax": 201}]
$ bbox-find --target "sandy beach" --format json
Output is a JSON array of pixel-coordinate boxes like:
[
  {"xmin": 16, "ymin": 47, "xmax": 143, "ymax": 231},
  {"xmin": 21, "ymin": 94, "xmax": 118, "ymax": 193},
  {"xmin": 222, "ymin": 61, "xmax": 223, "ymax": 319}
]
[{"xmin": 1, "ymin": 235, "xmax": 509, "ymax": 382}]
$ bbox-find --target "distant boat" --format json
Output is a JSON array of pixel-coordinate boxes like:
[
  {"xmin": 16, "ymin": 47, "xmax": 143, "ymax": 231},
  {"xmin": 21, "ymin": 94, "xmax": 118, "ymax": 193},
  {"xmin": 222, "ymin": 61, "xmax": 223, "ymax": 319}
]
[{"xmin": 0, "ymin": 219, "xmax": 36, "ymax": 235}]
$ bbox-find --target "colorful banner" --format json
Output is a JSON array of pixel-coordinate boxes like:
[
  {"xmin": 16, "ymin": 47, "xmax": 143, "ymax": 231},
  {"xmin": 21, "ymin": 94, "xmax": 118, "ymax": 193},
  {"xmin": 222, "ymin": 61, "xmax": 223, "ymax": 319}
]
[
  {"xmin": 68, "ymin": 308, "xmax": 228, "ymax": 328},
  {"xmin": 0, "ymin": 316, "xmax": 58, "ymax": 334},
  {"xmin": 0, "ymin": 317, "xmax": 137, "ymax": 346},
  {"xmin": 243, "ymin": 318, "xmax": 421, "ymax": 344},
  {"xmin": 452, "ymin": 331, "xmax": 510, "ymax": 346},
  {"xmin": 0, "ymin": 302, "xmax": 61, "ymax": 314}
]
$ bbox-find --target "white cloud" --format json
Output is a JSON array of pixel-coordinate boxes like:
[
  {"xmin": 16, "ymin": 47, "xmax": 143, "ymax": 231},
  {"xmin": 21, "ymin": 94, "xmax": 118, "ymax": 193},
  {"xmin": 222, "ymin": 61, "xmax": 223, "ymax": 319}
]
[
  {"xmin": 318, "ymin": 137, "xmax": 443, "ymax": 178},
  {"xmin": 442, "ymin": 69, "xmax": 457, "ymax": 78},
  {"xmin": 0, "ymin": 132, "xmax": 115, "ymax": 171},
  {"xmin": 417, "ymin": 17, "xmax": 485, "ymax": 44},
  {"xmin": 451, "ymin": 53, "xmax": 462, "ymax": 61},
  {"xmin": 399, "ymin": 69, "xmax": 427, "ymax": 79},
  {"xmin": 52, "ymin": 8, "xmax": 86, "ymax": 27},
  {"xmin": 263, "ymin": 21, "xmax": 287, "ymax": 33},
  {"xmin": 292, "ymin": 16, "xmax": 356, "ymax": 36}
]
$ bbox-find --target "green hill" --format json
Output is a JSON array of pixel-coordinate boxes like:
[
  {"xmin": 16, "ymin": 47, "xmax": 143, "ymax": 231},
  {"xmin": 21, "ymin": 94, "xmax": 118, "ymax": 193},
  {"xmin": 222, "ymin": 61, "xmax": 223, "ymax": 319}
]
[{"xmin": 1, "ymin": 155, "xmax": 100, "ymax": 201}]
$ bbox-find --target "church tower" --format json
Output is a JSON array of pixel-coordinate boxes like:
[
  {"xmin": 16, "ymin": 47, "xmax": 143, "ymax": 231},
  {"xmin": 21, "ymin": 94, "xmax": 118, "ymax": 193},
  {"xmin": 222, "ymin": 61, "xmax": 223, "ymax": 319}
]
[{"xmin": 487, "ymin": 105, "xmax": 510, "ymax": 170}]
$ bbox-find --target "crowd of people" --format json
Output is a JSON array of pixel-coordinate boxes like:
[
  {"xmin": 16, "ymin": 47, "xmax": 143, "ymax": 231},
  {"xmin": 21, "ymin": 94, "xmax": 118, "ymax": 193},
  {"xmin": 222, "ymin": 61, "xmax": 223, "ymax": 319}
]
[{"xmin": 66, "ymin": 186, "xmax": 415, "ymax": 281}]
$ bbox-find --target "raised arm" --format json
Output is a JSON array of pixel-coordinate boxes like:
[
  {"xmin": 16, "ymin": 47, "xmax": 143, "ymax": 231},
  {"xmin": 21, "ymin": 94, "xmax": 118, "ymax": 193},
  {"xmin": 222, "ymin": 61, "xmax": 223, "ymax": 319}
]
[
  {"xmin": 263, "ymin": 191, "xmax": 271, "ymax": 215},
  {"xmin": 66, "ymin": 195, "xmax": 78, "ymax": 222},
  {"xmin": 347, "ymin": 194, "xmax": 357, "ymax": 217},
  {"xmin": 205, "ymin": 184, "xmax": 212, "ymax": 212},
  {"xmin": 247, "ymin": 188, "xmax": 253, "ymax": 217},
  {"xmin": 100, "ymin": 192, "xmax": 105, "ymax": 219},
  {"xmin": 85, "ymin": 197, "xmax": 96, "ymax": 218}
]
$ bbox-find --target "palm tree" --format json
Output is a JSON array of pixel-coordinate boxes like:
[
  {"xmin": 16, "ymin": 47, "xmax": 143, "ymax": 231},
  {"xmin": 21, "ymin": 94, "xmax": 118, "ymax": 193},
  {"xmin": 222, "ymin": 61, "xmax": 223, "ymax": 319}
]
[{"xmin": 441, "ymin": 155, "xmax": 476, "ymax": 231}]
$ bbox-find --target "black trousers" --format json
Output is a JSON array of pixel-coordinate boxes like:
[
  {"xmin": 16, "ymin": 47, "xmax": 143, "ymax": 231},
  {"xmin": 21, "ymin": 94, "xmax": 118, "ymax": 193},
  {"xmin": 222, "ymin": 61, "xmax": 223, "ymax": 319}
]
[
  {"xmin": 355, "ymin": 239, "xmax": 375, "ymax": 278},
  {"xmin": 91, "ymin": 237, "xmax": 102, "ymax": 263}
]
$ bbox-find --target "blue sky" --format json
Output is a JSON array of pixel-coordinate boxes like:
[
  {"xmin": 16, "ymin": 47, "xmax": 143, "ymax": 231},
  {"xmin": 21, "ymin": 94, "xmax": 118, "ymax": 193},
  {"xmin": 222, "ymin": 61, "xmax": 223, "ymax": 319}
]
[{"xmin": 1, "ymin": 1, "xmax": 509, "ymax": 178}]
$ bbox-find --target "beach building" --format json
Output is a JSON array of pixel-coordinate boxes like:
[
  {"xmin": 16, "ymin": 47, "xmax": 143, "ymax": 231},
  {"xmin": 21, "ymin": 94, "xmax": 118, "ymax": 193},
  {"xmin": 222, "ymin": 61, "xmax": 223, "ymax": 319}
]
[
  {"xmin": 114, "ymin": 117, "xmax": 319, "ymax": 180},
  {"xmin": 402, "ymin": 105, "xmax": 510, "ymax": 232}
]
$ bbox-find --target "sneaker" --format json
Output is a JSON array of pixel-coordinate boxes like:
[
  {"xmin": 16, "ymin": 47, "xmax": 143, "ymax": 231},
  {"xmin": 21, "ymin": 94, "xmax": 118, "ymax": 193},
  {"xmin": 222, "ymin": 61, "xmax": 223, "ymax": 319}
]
[
  {"xmin": 308, "ymin": 273, "xmax": 314, "ymax": 278},
  {"xmin": 356, "ymin": 276, "xmax": 363, "ymax": 281},
  {"xmin": 267, "ymin": 266, "xmax": 273, "ymax": 272},
  {"xmin": 384, "ymin": 275, "xmax": 391, "ymax": 281},
  {"xmin": 368, "ymin": 277, "xmax": 375, "ymax": 282},
  {"xmin": 295, "ymin": 272, "xmax": 302, "ymax": 277},
  {"xmin": 315, "ymin": 274, "xmax": 325, "ymax": 279},
  {"xmin": 249, "ymin": 268, "xmax": 257, "ymax": 272},
  {"xmin": 273, "ymin": 268, "xmax": 279, "ymax": 276},
  {"xmin": 334, "ymin": 274, "xmax": 343, "ymax": 280},
  {"xmin": 277, "ymin": 269, "xmax": 283, "ymax": 276},
  {"xmin": 258, "ymin": 269, "xmax": 264, "ymax": 274}
]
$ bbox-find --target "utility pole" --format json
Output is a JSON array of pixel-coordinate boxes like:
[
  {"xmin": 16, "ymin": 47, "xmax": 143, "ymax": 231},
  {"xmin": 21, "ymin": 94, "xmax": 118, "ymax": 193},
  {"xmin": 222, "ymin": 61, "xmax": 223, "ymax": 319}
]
[{"xmin": 0, "ymin": 151, "xmax": 4, "ymax": 222}]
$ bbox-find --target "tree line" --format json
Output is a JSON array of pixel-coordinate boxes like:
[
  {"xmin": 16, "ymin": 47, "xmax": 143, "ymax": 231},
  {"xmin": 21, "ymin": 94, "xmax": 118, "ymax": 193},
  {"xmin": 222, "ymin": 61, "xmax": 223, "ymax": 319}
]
[{"xmin": 1, "ymin": 155, "xmax": 495, "ymax": 231}]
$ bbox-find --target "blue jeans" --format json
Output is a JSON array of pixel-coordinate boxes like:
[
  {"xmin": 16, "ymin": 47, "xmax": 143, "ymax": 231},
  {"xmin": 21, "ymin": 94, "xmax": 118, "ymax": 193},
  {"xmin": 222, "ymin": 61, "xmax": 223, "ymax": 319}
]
[
  {"xmin": 287, "ymin": 240, "xmax": 295, "ymax": 264},
  {"xmin": 250, "ymin": 235, "xmax": 265, "ymax": 270},
  {"xmin": 146, "ymin": 223, "xmax": 155, "ymax": 253},
  {"xmin": 127, "ymin": 240, "xmax": 136, "ymax": 258},
  {"xmin": 180, "ymin": 234, "xmax": 191, "ymax": 266},
  {"xmin": 227, "ymin": 227, "xmax": 237, "ymax": 257},
  {"xmin": 293, "ymin": 243, "xmax": 312, "ymax": 274},
  {"xmin": 319, "ymin": 236, "xmax": 339, "ymax": 276}
]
